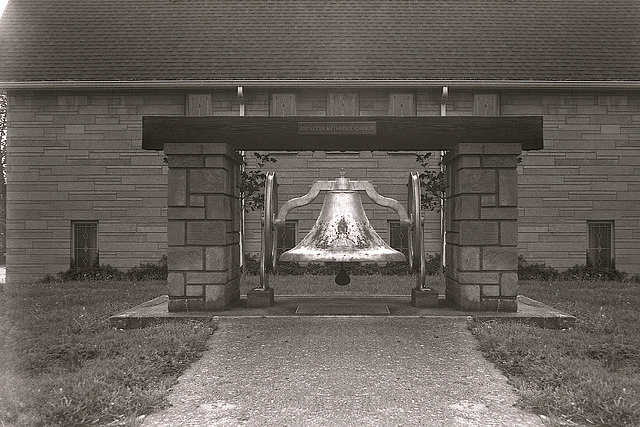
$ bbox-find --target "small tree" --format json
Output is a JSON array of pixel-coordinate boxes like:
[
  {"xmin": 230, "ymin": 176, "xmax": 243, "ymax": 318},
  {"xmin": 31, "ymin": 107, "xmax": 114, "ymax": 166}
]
[
  {"xmin": 415, "ymin": 152, "xmax": 445, "ymax": 211},
  {"xmin": 416, "ymin": 152, "xmax": 446, "ymax": 278}
]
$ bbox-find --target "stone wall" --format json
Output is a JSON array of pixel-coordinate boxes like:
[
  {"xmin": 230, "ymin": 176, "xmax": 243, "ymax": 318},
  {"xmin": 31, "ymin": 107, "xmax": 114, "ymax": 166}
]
[
  {"xmin": 6, "ymin": 88, "xmax": 640, "ymax": 284},
  {"xmin": 505, "ymin": 92, "xmax": 640, "ymax": 272},
  {"xmin": 6, "ymin": 91, "xmax": 180, "ymax": 283}
]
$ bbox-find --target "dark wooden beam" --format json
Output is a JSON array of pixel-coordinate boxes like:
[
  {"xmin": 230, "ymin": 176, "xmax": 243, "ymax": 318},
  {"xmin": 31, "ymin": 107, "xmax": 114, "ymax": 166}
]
[{"xmin": 142, "ymin": 116, "xmax": 543, "ymax": 151}]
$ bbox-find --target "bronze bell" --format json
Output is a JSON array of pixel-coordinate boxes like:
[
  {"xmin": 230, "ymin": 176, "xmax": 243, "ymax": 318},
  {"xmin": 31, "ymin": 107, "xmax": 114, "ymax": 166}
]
[
  {"xmin": 261, "ymin": 171, "xmax": 423, "ymax": 290},
  {"xmin": 278, "ymin": 175, "xmax": 406, "ymax": 264}
]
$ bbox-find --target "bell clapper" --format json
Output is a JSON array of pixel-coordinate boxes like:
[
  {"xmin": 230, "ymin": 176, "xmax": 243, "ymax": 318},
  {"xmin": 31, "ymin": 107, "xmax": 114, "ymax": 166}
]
[{"xmin": 335, "ymin": 263, "xmax": 350, "ymax": 286}]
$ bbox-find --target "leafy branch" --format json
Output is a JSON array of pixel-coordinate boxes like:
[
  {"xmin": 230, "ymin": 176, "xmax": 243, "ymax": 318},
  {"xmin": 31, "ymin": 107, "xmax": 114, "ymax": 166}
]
[
  {"xmin": 239, "ymin": 152, "xmax": 277, "ymax": 211},
  {"xmin": 415, "ymin": 152, "xmax": 446, "ymax": 211}
]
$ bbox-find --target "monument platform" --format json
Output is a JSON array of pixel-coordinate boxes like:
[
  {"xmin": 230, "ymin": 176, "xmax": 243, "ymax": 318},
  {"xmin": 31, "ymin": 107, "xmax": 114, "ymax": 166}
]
[{"xmin": 110, "ymin": 294, "xmax": 575, "ymax": 330}]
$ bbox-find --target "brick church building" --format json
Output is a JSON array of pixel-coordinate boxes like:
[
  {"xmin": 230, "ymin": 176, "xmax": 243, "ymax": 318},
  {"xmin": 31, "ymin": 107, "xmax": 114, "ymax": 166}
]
[{"xmin": 0, "ymin": 0, "xmax": 639, "ymax": 284}]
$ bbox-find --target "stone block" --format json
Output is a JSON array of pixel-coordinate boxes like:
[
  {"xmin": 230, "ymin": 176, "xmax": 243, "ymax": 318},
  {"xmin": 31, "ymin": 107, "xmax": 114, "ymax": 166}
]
[
  {"xmin": 167, "ymin": 207, "xmax": 205, "ymax": 220},
  {"xmin": 454, "ymin": 143, "xmax": 485, "ymax": 156},
  {"xmin": 186, "ymin": 271, "xmax": 228, "ymax": 285},
  {"xmin": 482, "ymin": 247, "xmax": 518, "ymax": 271},
  {"xmin": 500, "ymin": 272, "xmax": 519, "ymax": 297},
  {"xmin": 458, "ymin": 169, "xmax": 496, "ymax": 194},
  {"xmin": 480, "ymin": 207, "xmax": 518, "ymax": 220},
  {"xmin": 186, "ymin": 284, "xmax": 204, "ymax": 297},
  {"xmin": 458, "ymin": 271, "xmax": 500, "ymax": 285},
  {"xmin": 458, "ymin": 221, "xmax": 499, "ymax": 246},
  {"xmin": 186, "ymin": 221, "xmax": 227, "ymax": 245},
  {"xmin": 458, "ymin": 285, "xmax": 482, "ymax": 311},
  {"xmin": 500, "ymin": 221, "xmax": 519, "ymax": 246},
  {"xmin": 204, "ymin": 284, "xmax": 227, "ymax": 311},
  {"xmin": 167, "ymin": 272, "xmax": 185, "ymax": 297},
  {"xmin": 167, "ymin": 155, "xmax": 204, "ymax": 168},
  {"xmin": 247, "ymin": 287, "xmax": 275, "ymax": 308},
  {"xmin": 481, "ymin": 297, "xmax": 517, "ymax": 312},
  {"xmin": 168, "ymin": 247, "xmax": 203, "ymax": 271},
  {"xmin": 167, "ymin": 169, "xmax": 187, "ymax": 206},
  {"xmin": 457, "ymin": 246, "xmax": 481, "ymax": 271},
  {"xmin": 205, "ymin": 195, "xmax": 232, "ymax": 220},
  {"xmin": 206, "ymin": 246, "xmax": 230, "ymax": 271},
  {"xmin": 481, "ymin": 285, "xmax": 501, "ymax": 297},
  {"xmin": 167, "ymin": 221, "xmax": 186, "ymax": 246},
  {"xmin": 481, "ymin": 195, "xmax": 496, "ymax": 207},
  {"xmin": 205, "ymin": 155, "xmax": 234, "ymax": 170},
  {"xmin": 411, "ymin": 287, "xmax": 439, "ymax": 308},
  {"xmin": 190, "ymin": 169, "xmax": 229, "ymax": 194},
  {"xmin": 452, "ymin": 195, "xmax": 480, "ymax": 220},
  {"xmin": 457, "ymin": 156, "xmax": 481, "ymax": 169},
  {"xmin": 168, "ymin": 297, "xmax": 204, "ymax": 312},
  {"xmin": 481, "ymin": 155, "xmax": 518, "ymax": 169},
  {"xmin": 481, "ymin": 143, "xmax": 522, "ymax": 155},
  {"xmin": 190, "ymin": 195, "xmax": 205, "ymax": 207},
  {"xmin": 498, "ymin": 169, "xmax": 518, "ymax": 206}
]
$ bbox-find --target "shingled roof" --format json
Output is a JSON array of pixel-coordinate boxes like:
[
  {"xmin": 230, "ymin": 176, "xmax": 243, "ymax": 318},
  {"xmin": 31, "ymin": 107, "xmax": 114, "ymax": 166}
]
[{"xmin": 0, "ymin": 0, "xmax": 639, "ymax": 85}]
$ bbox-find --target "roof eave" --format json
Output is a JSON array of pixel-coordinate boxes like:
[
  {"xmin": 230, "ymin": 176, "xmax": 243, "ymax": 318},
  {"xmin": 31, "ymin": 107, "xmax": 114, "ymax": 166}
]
[{"xmin": 2, "ymin": 79, "xmax": 640, "ymax": 91}]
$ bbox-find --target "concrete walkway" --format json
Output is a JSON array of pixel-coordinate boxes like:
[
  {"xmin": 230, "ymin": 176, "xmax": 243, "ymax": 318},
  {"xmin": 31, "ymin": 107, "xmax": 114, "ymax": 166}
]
[{"xmin": 142, "ymin": 317, "xmax": 543, "ymax": 426}]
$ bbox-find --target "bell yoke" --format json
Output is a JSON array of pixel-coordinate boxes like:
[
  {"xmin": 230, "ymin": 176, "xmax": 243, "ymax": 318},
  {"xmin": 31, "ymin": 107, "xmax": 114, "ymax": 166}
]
[{"xmin": 259, "ymin": 170, "xmax": 428, "ymax": 291}]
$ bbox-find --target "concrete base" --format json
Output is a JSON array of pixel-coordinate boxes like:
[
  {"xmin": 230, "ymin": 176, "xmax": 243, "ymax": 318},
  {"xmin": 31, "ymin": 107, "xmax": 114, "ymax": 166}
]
[
  {"xmin": 411, "ymin": 287, "xmax": 439, "ymax": 308},
  {"xmin": 110, "ymin": 295, "xmax": 576, "ymax": 330},
  {"xmin": 247, "ymin": 287, "xmax": 275, "ymax": 308}
]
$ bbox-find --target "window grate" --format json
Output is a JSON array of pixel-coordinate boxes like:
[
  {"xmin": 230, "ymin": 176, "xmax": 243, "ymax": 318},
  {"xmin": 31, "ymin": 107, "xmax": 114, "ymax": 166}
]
[
  {"xmin": 587, "ymin": 221, "xmax": 613, "ymax": 268},
  {"xmin": 73, "ymin": 221, "xmax": 98, "ymax": 270},
  {"xmin": 389, "ymin": 221, "xmax": 409, "ymax": 257},
  {"xmin": 277, "ymin": 221, "xmax": 297, "ymax": 257}
]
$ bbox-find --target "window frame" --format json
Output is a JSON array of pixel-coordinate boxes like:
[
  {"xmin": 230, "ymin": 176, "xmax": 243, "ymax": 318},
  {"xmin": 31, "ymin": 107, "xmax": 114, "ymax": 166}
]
[
  {"xmin": 72, "ymin": 220, "xmax": 99, "ymax": 270},
  {"xmin": 587, "ymin": 220, "xmax": 614, "ymax": 268},
  {"xmin": 277, "ymin": 220, "xmax": 298, "ymax": 257},
  {"xmin": 388, "ymin": 220, "xmax": 410, "ymax": 258}
]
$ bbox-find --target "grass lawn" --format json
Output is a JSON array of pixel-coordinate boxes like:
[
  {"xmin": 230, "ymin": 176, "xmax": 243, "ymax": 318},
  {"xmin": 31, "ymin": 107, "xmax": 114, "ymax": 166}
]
[
  {"xmin": 0, "ymin": 280, "xmax": 215, "ymax": 427},
  {"xmin": 3, "ymin": 275, "xmax": 639, "ymax": 426},
  {"xmin": 475, "ymin": 280, "xmax": 640, "ymax": 426}
]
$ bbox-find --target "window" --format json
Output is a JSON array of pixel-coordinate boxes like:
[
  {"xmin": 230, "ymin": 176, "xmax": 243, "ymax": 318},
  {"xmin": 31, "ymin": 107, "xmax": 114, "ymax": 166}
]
[
  {"xmin": 277, "ymin": 221, "xmax": 297, "ymax": 257},
  {"xmin": 473, "ymin": 93, "xmax": 500, "ymax": 116},
  {"xmin": 271, "ymin": 93, "xmax": 297, "ymax": 116},
  {"xmin": 388, "ymin": 220, "xmax": 409, "ymax": 257},
  {"xmin": 389, "ymin": 93, "xmax": 415, "ymax": 116},
  {"xmin": 186, "ymin": 93, "xmax": 212, "ymax": 116},
  {"xmin": 72, "ymin": 221, "xmax": 99, "ymax": 270},
  {"xmin": 587, "ymin": 221, "xmax": 614, "ymax": 268},
  {"xmin": 328, "ymin": 92, "xmax": 358, "ymax": 116}
]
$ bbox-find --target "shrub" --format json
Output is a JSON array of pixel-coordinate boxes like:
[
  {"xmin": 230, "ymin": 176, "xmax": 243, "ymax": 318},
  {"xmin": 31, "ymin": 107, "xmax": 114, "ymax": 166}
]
[
  {"xmin": 39, "ymin": 256, "xmax": 168, "ymax": 283},
  {"xmin": 517, "ymin": 255, "xmax": 559, "ymax": 281},
  {"xmin": 127, "ymin": 255, "xmax": 168, "ymax": 281},
  {"xmin": 518, "ymin": 255, "xmax": 630, "ymax": 282},
  {"xmin": 243, "ymin": 253, "xmax": 441, "ymax": 276},
  {"xmin": 561, "ymin": 262, "xmax": 627, "ymax": 282}
]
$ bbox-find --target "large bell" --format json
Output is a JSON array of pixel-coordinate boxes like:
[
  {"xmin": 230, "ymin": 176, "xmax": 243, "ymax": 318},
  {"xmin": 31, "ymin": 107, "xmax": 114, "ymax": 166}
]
[{"xmin": 278, "ymin": 176, "xmax": 406, "ymax": 264}]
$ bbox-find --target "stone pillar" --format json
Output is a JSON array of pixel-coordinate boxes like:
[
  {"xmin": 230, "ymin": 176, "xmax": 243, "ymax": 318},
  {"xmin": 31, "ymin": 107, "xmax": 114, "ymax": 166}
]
[
  {"xmin": 164, "ymin": 143, "xmax": 242, "ymax": 311},
  {"xmin": 443, "ymin": 143, "xmax": 520, "ymax": 312}
]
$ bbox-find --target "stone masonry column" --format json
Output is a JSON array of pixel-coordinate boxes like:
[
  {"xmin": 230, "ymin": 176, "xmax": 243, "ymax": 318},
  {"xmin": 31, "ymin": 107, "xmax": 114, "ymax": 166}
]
[
  {"xmin": 165, "ymin": 143, "xmax": 242, "ymax": 311},
  {"xmin": 443, "ymin": 143, "xmax": 521, "ymax": 312}
]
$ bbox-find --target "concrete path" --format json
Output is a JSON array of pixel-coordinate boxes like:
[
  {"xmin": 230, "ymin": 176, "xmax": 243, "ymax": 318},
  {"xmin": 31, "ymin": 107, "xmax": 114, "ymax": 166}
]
[{"xmin": 143, "ymin": 317, "xmax": 543, "ymax": 426}]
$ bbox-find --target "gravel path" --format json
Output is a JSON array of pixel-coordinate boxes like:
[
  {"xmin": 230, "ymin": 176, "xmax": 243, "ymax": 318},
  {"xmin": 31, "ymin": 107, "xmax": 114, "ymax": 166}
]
[{"xmin": 142, "ymin": 317, "xmax": 543, "ymax": 426}]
